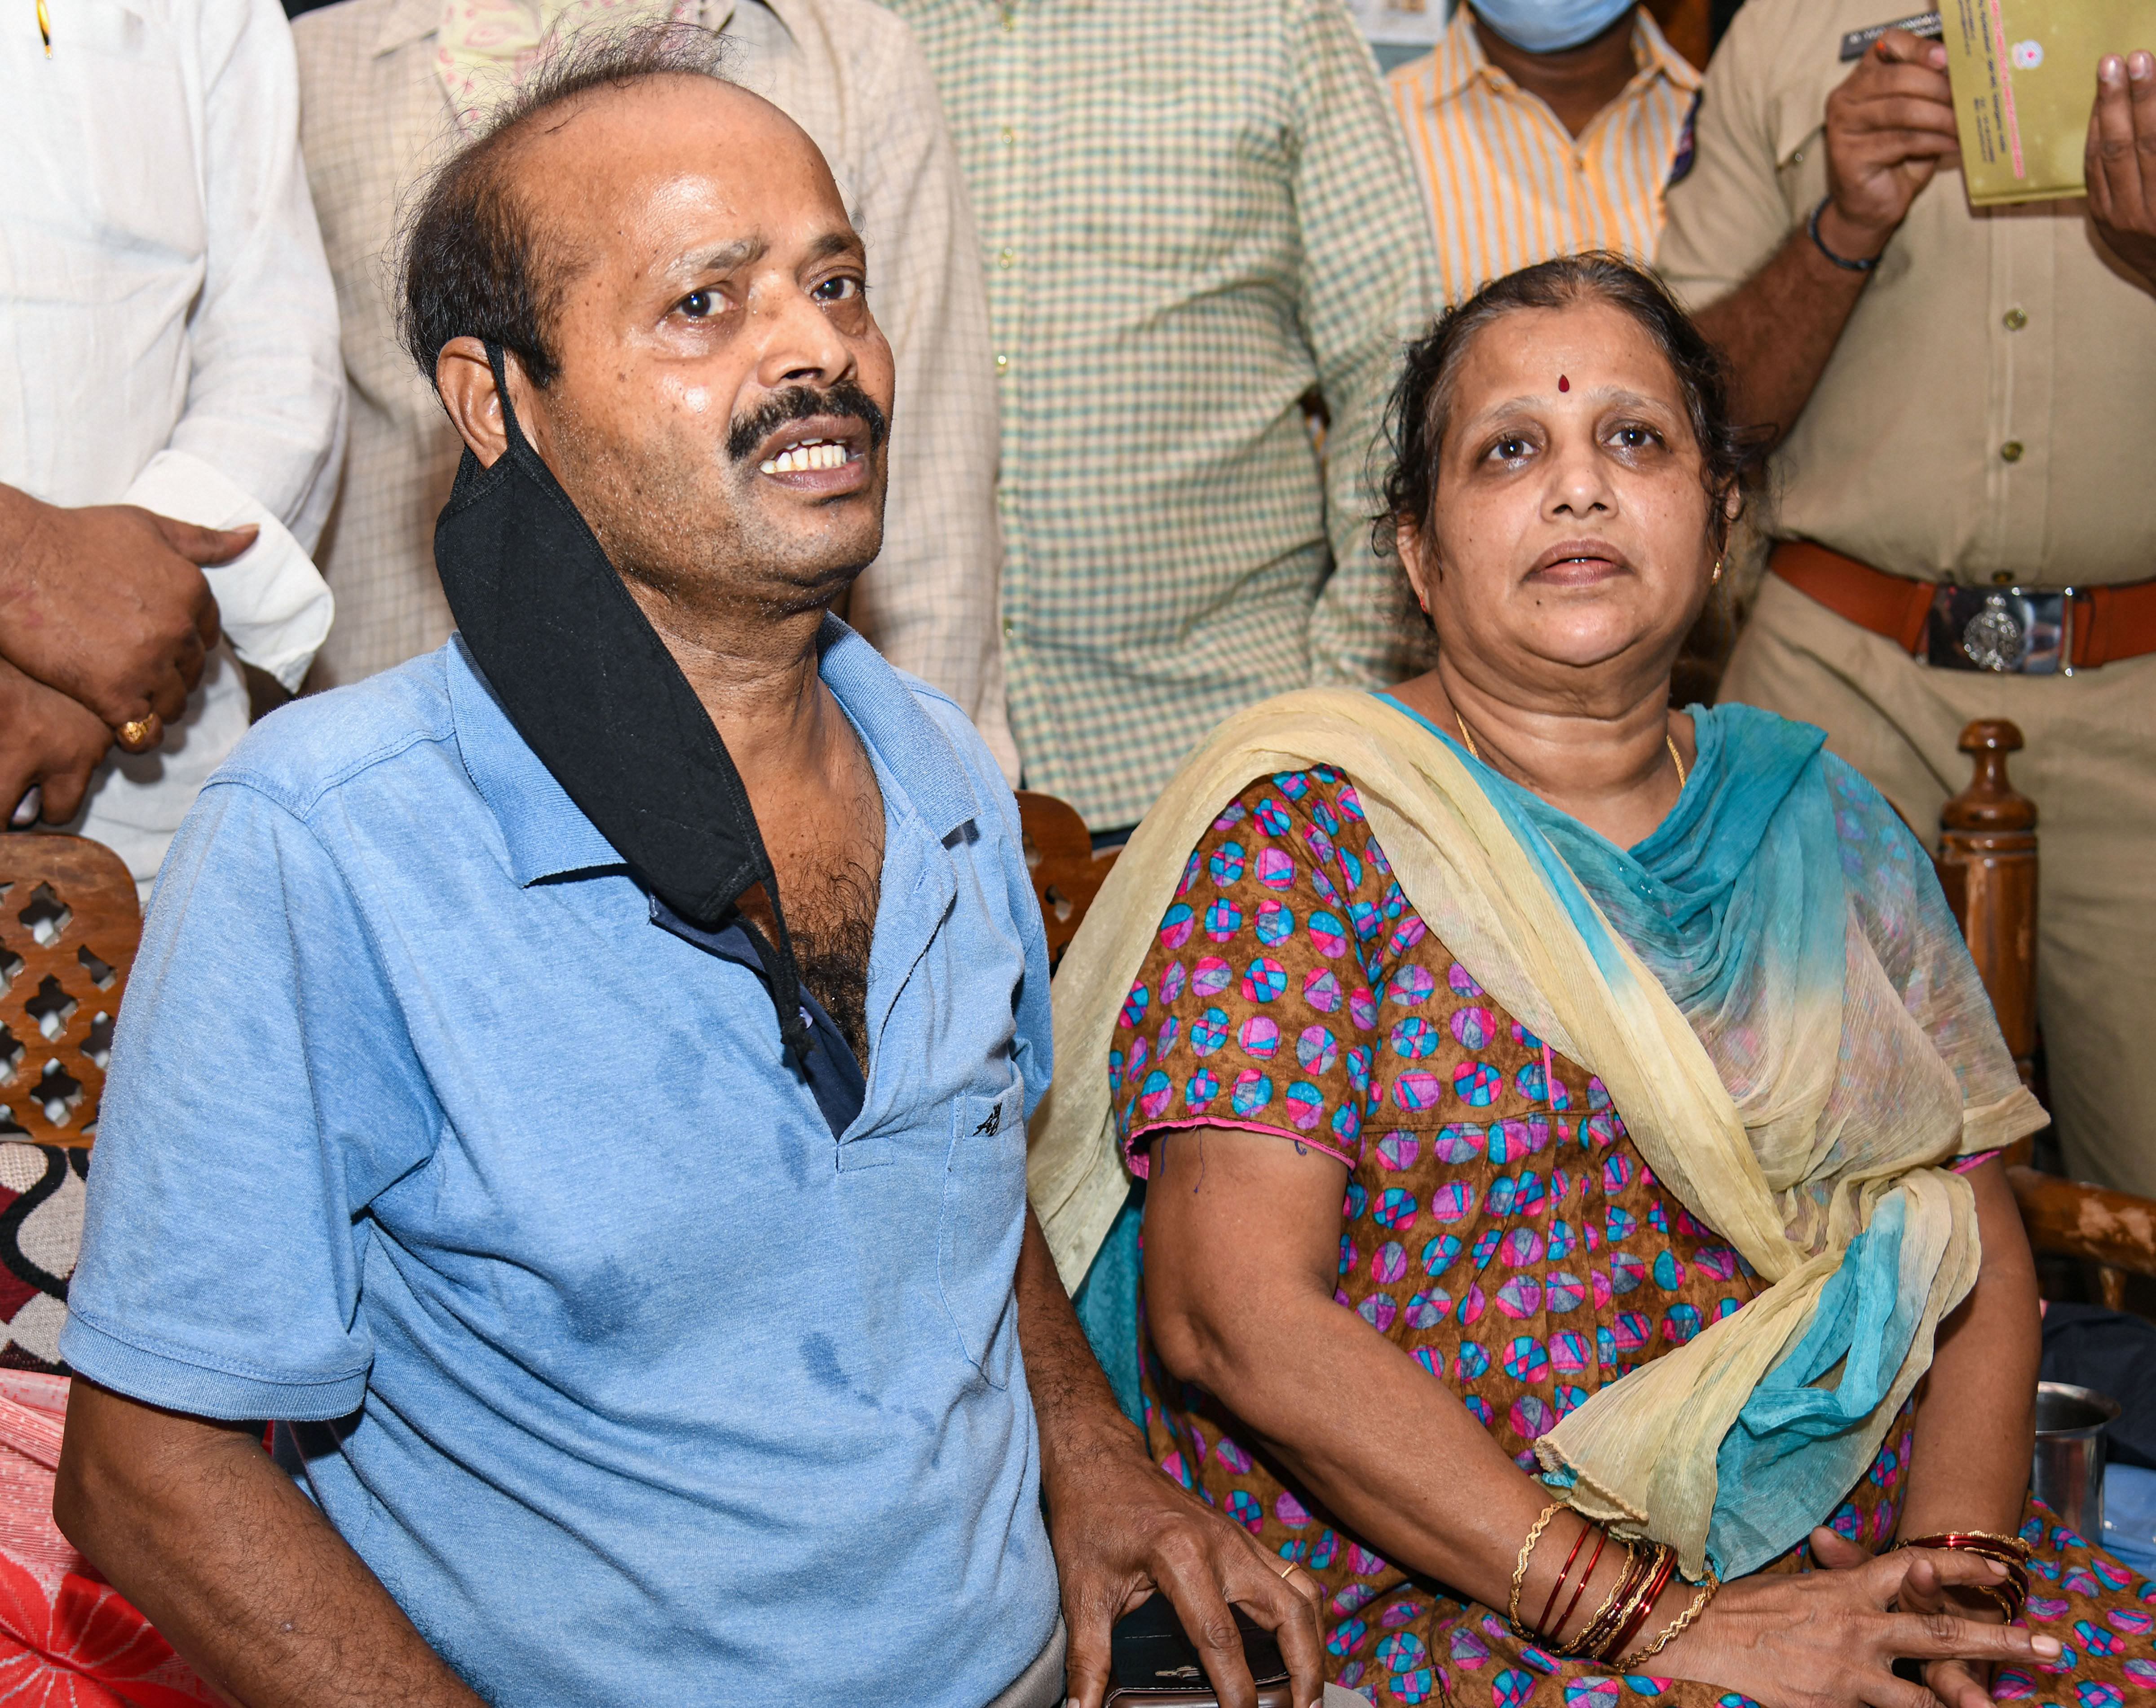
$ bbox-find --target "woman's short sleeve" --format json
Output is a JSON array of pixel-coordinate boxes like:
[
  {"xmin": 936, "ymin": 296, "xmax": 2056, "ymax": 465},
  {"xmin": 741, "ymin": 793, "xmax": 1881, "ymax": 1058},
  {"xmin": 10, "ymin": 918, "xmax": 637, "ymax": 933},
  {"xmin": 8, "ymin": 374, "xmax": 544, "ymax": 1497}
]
[{"xmin": 1109, "ymin": 766, "xmax": 1468, "ymax": 1175}]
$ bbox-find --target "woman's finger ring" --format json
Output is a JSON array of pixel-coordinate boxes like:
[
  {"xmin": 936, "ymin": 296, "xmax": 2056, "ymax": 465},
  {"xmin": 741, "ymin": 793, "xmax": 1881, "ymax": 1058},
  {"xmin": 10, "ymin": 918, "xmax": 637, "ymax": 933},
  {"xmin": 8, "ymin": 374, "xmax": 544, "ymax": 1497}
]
[
  {"xmin": 1277, "ymin": 1562, "xmax": 1299, "ymax": 1582},
  {"xmin": 116, "ymin": 714, "xmax": 163, "ymax": 754}
]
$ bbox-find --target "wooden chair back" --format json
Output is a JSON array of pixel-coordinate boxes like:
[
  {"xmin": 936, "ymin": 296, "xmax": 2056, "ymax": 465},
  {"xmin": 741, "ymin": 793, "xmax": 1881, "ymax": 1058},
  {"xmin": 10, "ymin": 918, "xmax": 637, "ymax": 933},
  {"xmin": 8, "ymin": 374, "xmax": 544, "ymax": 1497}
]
[
  {"xmin": 1015, "ymin": 792, "xmax": 1121, "ymax": 971},
  {"xmin": 0, "ymin": 834, "xmax": 140, "ymax": 1148},
  {"xmin": 1930, "ymin": 721, "xmax": 2156, "ymax": 1303}
]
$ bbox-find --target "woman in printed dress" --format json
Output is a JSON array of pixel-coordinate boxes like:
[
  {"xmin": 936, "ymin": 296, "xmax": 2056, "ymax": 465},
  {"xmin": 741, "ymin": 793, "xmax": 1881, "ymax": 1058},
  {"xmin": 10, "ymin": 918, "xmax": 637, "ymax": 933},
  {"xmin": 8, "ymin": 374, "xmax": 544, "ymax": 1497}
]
[{"xmin": 1030, "ymin": 257, "xmax": 2154, "ymax": 1708}]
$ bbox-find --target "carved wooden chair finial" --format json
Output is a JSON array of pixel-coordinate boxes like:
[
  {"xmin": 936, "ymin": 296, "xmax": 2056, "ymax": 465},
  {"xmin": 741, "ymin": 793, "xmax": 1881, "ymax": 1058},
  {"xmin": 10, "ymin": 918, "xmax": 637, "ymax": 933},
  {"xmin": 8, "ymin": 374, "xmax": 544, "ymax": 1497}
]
[{"xmin": 1937, "ymin": 719, "xmax": 2037, "ymax": 1080}]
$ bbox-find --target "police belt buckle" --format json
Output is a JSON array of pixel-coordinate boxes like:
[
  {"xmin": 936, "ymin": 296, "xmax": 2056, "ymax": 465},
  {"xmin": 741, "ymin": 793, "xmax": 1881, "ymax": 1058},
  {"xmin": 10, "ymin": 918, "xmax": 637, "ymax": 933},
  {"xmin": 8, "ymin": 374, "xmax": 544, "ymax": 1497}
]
[{"xmin": 1924, "ymin": 585, "xmax": 2079, "ymax": 675}]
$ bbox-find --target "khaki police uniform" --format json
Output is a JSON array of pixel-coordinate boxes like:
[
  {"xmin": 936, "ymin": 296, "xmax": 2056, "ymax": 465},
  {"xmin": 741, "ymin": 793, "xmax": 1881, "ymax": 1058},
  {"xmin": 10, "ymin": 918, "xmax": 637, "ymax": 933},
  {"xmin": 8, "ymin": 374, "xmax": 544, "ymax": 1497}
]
[{"xmin": 1659, "ymin": 0, "xmax": 2156, "ymax": 1195}]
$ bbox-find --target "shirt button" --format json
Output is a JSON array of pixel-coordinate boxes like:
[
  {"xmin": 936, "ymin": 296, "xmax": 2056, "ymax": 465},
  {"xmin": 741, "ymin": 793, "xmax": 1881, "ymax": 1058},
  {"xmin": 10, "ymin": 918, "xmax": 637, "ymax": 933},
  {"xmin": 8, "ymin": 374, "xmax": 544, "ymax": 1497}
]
[
  {"xmin": 2001, "ymin": 440, "xmax": 2024, "ymax": 463},
  {"xmin": 1000, "ymin": 126, "xmax": 1016, "ymax": 145},
  {"xmin": 1002, "ymin": 617, "xmax": 1015, "ymax": 636},
  {"xmin": 2003, "ymin": 307, "xmax": 2028, "ymax": 331},
  {"xmin": 998, "ymin": 248, "xmax": 1015, "ymax": 269},
  {"xmin": 995, "ymin": 353, "xmax": 1010, "ymax": 371}
]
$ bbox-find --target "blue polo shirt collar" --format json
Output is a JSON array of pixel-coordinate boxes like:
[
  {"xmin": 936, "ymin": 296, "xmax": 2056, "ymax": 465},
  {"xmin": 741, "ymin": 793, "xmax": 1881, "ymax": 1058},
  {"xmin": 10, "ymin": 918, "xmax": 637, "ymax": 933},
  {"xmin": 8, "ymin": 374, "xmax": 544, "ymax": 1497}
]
[{"xmin": 445, "ymin": 618, "xmax": 980, "ymax": 893}]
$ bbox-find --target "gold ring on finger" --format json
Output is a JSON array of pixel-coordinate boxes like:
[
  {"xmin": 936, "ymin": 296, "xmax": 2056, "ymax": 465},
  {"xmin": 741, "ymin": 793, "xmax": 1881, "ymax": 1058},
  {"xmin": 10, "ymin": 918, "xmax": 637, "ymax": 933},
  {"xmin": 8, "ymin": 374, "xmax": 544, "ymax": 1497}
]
[
  {"xmin": 1277, "ymin": 1562, "xmax": 1299, "ymax": 1582},
  {"xmin": 117, "ymin": 713, "xmax": 163, "ymax": 754}
]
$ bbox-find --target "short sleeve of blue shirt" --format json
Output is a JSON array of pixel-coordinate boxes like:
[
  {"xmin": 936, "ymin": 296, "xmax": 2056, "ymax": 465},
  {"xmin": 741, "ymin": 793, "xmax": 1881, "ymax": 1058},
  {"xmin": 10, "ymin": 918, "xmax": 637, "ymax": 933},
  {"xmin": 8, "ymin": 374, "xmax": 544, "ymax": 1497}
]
[{"xmin": 62, "ymin": 777, "xmax": 433, "ymax": 1419}]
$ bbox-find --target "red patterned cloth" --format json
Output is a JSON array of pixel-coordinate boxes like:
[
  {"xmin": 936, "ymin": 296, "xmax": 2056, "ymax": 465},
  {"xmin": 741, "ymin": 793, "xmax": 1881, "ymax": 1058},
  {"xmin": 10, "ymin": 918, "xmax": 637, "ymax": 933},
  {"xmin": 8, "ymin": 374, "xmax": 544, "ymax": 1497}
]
[{"xmin": 0, "ymin": 1372, "xmax": 212, "ymax": 1706}]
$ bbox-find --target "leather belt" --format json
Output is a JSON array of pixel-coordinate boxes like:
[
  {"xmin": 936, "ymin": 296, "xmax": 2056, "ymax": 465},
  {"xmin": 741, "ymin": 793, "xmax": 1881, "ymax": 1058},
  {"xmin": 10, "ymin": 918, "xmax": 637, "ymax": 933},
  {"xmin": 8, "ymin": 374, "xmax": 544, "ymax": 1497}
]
[{"xmin": 1771, "ymin": 541, "xmax": 2156, "ymax": 674}]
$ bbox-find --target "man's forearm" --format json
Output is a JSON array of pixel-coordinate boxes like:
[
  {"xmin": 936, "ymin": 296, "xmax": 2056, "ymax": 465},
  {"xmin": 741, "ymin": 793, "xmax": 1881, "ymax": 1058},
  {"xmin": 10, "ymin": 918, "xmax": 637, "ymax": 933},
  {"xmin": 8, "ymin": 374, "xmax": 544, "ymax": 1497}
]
[
  {"xmin": 1014, "ymin": 1208, "xmax": 1144, "ymax": 1487},
  {"xmin": 56, "ymin": 1381, "xmax": 482, "ymax": 1708},
  {"xmin": 1694, "ymin": 219, "xmax": 1876, "ymax": 444}
]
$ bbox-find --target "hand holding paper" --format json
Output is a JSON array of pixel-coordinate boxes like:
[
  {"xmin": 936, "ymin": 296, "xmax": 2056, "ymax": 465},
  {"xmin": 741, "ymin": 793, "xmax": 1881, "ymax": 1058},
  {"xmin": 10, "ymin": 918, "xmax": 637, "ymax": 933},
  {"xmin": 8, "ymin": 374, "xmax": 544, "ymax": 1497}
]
[
  {"xmin": 2086, "ymin": 49, "xmax": 2156, "ymax": 287},
  {"xmin": 1820, "ymin": 29, "xmax": 1961, "ymax": 262}
]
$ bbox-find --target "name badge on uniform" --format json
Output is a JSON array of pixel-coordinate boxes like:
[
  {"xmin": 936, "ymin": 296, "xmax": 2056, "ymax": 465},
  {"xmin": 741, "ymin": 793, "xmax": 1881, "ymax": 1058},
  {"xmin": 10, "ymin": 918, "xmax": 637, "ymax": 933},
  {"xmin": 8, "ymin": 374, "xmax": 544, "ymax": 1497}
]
[{"xmin": 1839, "ymin": 10, "xmax": 1942, "ymax": 59}]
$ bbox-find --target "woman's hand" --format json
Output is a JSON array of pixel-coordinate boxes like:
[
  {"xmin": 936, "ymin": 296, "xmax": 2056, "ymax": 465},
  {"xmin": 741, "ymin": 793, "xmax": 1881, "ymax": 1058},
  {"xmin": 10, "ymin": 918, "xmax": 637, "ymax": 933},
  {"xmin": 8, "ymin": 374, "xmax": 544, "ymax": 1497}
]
[
  {"xmin": 1812, "ymin": 1528, "xmax": 2015, "ymax": 1708},
  {"xmin": 1651, "ymin": 1533, "xmax": 2059, "ymax": 1708}
]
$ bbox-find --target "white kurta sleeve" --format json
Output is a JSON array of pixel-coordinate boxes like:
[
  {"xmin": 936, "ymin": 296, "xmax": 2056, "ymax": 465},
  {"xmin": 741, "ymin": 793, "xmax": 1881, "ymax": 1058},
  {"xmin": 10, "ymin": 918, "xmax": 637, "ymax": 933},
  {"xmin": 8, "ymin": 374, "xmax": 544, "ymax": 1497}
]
[{"xmin": 120, "ymin": 0, "xmax": 346, "ymax": 690}]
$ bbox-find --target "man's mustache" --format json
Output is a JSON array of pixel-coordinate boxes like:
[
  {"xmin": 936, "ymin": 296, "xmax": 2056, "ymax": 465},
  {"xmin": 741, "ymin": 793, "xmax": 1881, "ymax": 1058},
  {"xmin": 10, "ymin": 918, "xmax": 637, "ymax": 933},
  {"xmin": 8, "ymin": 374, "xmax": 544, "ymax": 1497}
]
[{"xmin": 725, "ymin": 381, "xmax": 890, "ymax": 464}]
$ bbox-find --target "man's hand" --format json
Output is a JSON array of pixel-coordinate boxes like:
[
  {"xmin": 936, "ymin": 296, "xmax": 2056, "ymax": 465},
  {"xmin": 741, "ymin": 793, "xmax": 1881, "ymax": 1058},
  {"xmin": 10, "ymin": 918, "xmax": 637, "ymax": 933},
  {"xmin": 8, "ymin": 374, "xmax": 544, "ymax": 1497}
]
[
  {"xmin": 0, "ymin": 656, "xmax": 112, "ymax": 826},
  {"xmin": 2088, "ymin": 50, "xmax": 2156, "ymax": 287},
  {"xmin": 1046, "ymin": 1428, "xmax": 1326, "ymax": 1708},
  {"xmin": 1820, "ymin": 29, "xmax": 1961, "ymax": 262},
  {"xmin": 0, "ymin": 485, "xmax": 245, "ymax": 733},
  {"xmin": 1014, "ymin": 1209, "xmax": 1325, "ymax": 1708}
]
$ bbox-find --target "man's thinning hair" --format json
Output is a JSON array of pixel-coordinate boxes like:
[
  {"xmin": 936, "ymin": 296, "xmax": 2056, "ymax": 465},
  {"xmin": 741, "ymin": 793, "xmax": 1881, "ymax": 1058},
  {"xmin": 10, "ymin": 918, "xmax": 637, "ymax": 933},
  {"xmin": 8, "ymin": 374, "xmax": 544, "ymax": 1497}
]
[{"xmin": 399, "ymin": 22, "xmax": 736, "ymax": 392}]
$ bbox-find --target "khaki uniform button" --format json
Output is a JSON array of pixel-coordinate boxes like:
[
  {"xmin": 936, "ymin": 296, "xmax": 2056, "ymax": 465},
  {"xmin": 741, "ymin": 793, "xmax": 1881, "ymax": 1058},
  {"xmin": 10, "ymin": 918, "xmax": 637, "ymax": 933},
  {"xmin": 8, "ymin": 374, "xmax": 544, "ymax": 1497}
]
[
  {"xmin": 2001, "ymin": 440, "xmax": 2024, "ymax": 462},
  {"xmin": 2003, "ymin": 307, "xmax": 2028, "ymax": 330}
]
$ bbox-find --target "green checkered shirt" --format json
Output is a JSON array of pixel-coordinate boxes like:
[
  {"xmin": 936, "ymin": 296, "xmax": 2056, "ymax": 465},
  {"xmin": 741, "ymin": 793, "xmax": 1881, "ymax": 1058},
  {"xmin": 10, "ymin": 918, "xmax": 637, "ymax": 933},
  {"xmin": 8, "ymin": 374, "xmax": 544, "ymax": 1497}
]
[{"xmin": 887, "ymin": 0, "xmax": 1437, "ymax": 829}]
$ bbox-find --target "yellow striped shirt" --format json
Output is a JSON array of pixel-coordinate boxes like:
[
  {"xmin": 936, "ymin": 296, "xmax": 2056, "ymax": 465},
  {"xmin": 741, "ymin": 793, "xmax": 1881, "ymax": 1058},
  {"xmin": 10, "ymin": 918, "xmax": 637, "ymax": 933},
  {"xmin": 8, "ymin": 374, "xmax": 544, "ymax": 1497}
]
[{"xmin": 1388, "ymin": 6, "xmax": 1701, "ymax": 305}]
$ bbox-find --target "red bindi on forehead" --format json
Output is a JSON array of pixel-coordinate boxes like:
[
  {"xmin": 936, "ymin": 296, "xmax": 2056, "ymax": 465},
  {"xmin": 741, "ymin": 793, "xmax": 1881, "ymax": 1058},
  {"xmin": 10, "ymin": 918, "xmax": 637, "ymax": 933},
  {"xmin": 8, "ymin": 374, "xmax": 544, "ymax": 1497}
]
[{"xmin": 1558, "ymin": 375, "xmax": 1570, "ymax": 392}]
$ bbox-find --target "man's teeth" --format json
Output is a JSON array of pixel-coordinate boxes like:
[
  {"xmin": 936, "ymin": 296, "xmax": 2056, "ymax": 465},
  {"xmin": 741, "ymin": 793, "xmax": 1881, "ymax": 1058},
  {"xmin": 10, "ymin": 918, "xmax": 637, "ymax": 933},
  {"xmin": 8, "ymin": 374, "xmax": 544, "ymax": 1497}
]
[{"xmin": 760, "ymin": 440, "xmax": 850, "ymax": 475}]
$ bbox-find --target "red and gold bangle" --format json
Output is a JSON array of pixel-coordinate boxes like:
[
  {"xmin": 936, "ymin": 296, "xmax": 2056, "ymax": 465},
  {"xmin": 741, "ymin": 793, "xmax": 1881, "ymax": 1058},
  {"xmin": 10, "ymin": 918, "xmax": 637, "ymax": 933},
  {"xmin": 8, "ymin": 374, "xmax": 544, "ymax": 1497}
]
[
  {"xmin": 1553, "ymin": 1525, "xmax": 1611, "ymax": 1646},
  {"xmin": 1900, "ymin": 1531, "xmax": 2031, "ymax": 1560},
  {"xmin": 1568, "ymin": 1539, "xmax": 1645, "ymax": 1660},
  {"xmin": 1616, "ymin": 1571, "xmax": 1721, "ymax": 1672},
  {"xmin": 1600, "ymin": 1546, "xmax": 1680, "ymax": 1663},
  {"xmin": 1536, "ymin": 1518, "xmax": 1595, "ymax": 1639},
  {"xmin": 1896, "ymin": 1531, "xmax": 2029, "ymax": 1618},
  {"xmin": 1577, "ymin": 1542, "xmax": 1662, "ymax": 1661}
]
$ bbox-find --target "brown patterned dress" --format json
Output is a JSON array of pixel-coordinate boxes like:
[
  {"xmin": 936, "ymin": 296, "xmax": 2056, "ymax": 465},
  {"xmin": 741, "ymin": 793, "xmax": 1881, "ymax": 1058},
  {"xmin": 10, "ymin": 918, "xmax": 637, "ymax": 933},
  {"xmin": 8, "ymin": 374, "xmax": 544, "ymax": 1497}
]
[{"xmin": 1109, "ymin": 765, "xmax": 2154, "ymax": 1708}]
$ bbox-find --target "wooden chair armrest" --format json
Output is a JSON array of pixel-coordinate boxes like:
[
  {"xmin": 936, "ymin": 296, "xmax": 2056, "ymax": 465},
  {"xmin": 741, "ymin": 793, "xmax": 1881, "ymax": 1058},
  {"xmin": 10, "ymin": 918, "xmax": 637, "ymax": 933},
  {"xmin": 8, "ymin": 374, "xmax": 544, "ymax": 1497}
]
[{"xmin": 2008, "ymin": 1165, "xmax": 2156, "ymax": 1281}]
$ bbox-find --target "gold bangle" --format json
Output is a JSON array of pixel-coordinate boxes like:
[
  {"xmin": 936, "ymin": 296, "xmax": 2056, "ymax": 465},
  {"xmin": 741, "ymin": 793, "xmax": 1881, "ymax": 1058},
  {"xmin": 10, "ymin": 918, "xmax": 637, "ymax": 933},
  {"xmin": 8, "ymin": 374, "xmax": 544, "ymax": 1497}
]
[
  {"xmin": 1508, "ymin": 1502, "xmax": 1565, "ymax": 1637},
  {"xmin": 1569, "ymin": 1540, "xmax": 1644, "ymax": 1659},
  {"xmin": 1616, "ymin": 1570, "xmax": 1719, "ymax": 1671}
]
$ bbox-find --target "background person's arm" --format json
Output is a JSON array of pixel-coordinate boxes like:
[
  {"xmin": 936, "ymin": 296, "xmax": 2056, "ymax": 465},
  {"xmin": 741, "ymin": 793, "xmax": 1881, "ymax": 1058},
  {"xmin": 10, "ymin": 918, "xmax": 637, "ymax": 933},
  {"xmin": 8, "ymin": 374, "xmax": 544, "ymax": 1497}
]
[
  {"xmin": 0, "ymin": 656, "xmax": 111, "ymax": 826},
  {"xmin": 1015, "ymin": 1207, "xmax": 1325, "ymax": 1708},
  {"xmin": 0, "ymin": 484, "xmax": 242, "ymax": 733},
  {"xmin": 55, "ymin": 1384, "xmax": 482, "ymax": 1708},
  {"xmin": 1686, "ymin": 29, "xmax": 1958, "ymax": 441}
]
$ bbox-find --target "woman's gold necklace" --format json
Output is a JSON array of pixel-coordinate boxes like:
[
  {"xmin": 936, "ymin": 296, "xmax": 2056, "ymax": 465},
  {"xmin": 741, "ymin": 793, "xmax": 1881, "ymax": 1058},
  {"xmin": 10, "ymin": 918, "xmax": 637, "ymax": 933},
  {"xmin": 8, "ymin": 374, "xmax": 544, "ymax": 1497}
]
[{"xmin": 1454, "ymin": 711, "xmax": 1688, "ymax": 792}]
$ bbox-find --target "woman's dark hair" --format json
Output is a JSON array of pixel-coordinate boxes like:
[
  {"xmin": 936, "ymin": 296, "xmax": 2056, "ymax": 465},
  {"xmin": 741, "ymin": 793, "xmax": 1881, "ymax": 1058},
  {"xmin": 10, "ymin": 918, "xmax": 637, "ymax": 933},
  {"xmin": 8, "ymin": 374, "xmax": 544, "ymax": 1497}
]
[
  {"xmin": 398, "ymin": 22, "xmax": 734, "ymax": 391},
  {"xmin": 1375, "ymin": 253, "xmax": 1751, "ymax": 561}
]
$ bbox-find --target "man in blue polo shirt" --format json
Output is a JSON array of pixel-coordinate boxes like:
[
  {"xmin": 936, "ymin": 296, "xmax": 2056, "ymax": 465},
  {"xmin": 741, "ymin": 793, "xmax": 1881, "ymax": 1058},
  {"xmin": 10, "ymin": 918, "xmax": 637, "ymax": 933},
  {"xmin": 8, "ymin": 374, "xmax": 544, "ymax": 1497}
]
[{"xmin": 49, "ymin": 25, "xmax": 1322, "ymax": 1708}]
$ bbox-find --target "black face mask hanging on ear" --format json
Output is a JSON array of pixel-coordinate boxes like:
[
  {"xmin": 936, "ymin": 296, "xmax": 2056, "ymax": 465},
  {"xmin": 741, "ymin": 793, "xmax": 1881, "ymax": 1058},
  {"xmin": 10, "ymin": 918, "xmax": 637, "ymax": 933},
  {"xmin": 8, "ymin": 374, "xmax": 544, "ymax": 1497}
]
[{"xmin": 432, "ymin": 340, "xmax": 817, "ymax": 1064}]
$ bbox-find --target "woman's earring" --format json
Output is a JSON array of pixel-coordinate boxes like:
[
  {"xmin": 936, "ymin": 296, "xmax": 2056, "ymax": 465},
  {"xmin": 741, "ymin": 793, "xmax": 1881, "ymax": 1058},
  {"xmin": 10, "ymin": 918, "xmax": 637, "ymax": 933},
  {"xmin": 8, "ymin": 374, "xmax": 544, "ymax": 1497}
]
[{"xmin": 1710, "ymin": 555, "xmax": 1726, "ymax": 586}]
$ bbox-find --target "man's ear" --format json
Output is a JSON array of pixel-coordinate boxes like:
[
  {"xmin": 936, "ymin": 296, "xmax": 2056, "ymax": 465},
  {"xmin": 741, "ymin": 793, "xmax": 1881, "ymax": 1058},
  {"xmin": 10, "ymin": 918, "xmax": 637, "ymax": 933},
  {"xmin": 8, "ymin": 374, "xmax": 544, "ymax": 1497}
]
[{"xmin": 435, "ymin": 337, "xmax": 535, "ymax": 467}]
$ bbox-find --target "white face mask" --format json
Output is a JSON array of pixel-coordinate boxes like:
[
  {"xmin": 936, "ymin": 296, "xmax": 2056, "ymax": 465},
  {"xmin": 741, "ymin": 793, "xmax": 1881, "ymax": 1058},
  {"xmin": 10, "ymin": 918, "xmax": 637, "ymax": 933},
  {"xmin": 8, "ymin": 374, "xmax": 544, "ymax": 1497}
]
[{"xmin": 1469, "ymin": 0, "xmax": 1635, "ymax": 54}]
